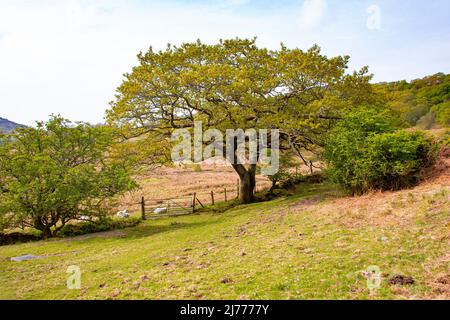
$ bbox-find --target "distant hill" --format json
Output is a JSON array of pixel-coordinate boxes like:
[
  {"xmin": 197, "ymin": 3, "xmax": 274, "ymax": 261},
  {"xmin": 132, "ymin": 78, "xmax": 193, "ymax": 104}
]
[
  {"xmin": 0, "ymin": 117, "xmax": 25, "ymax": 133},
  {"xmin": 375, "ymin": 73, "xmax": 450, "ymax": 128}
]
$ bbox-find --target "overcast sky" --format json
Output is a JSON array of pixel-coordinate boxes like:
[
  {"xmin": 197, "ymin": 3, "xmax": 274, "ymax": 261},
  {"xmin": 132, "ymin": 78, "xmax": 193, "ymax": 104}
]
[{"xmin": 1, "ymin": 0, "xmax": 450, "ymax": 126}]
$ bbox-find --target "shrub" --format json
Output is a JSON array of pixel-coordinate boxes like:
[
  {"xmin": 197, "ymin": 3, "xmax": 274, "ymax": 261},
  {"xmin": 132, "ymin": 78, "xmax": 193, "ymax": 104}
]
[
  {"xmin": 0, "ymin": 232, "xmax": 42, "ymax": 246},
  {"xmin": 363, "ymin": 131, "xmax": 436, "ymax": 190},
  {"xmin": 279, "ymin": 172, "xmax": 305, "ymax": 190},
  {"xmin": 59, "ymin": 217, "xmax": 141, "ymax": 237},
  {"xmin": 267, "ymin": 170, "xmax": 291, "ymax": 191},
  {"xmin": 324, "ymin": 109, "xmax": 437, "ymax": 194}
]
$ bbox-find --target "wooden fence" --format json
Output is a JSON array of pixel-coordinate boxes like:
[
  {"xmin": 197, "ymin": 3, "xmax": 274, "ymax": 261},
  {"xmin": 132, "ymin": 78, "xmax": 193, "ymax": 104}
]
[
  {"xmin": 140, "ymin": 196, "xmax": 194, "ymax": 219},
  {"xmin": 140, "ymin": 179, "xmax": 267, "ymax": 220},
  {"xmin": 141, "ymin": 179, "xmax": 236, "ymax": 219}
]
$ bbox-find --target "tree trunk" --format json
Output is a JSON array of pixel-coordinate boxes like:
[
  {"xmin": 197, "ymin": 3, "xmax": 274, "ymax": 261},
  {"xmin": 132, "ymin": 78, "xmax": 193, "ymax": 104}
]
[
  {"xmin": 233, "ymin": 164, "xmax": 256, "ymax": 204},
  {"xmin": 34, "ymin": 218, "xmax": 53, "ymax": 239},
  {"xmin": 42, "ymin": 228, "xmax": 53, "ymax": 239}
]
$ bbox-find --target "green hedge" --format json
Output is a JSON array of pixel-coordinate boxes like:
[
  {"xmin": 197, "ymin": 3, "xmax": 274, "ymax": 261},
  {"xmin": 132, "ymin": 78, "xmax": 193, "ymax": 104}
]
[{"xmin": 59, "ymin": 217, "xmax": 141, "ymax": 237}]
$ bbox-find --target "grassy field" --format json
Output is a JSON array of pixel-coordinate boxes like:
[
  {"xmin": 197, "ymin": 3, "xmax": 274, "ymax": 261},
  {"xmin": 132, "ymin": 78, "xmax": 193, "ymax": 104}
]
[{"xmin": 1, "ymin": 168, "xmax": 449, "ymax": 299}]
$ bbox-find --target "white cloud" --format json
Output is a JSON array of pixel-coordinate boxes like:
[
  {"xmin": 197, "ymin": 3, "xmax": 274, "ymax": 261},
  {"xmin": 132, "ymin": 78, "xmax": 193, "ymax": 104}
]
[{"xmin": 297, "ymin": 0, "xmax": 328, "ymax": 30}]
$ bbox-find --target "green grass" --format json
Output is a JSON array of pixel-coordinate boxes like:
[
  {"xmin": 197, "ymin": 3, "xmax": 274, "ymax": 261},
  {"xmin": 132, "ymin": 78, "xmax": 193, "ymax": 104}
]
[{"xmin": 0, "ymin": 183, "xmax": 449, "ymax": 300}]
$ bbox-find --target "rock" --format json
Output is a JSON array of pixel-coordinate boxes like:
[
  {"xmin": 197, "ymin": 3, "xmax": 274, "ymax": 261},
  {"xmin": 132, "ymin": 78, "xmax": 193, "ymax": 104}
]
[{"xmin": 10, "ymin": 254, "xmax": 42, "ymax": 262}]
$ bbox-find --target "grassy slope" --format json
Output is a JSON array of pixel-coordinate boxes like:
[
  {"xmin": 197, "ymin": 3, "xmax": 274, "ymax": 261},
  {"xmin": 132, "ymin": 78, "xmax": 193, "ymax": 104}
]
[{"xmin": 1, "ymin": 179, "xmax": 449, "ymax": 300}]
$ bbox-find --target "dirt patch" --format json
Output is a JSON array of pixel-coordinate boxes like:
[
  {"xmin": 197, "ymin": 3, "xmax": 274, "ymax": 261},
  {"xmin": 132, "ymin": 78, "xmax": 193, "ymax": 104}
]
[
  {"xmin": 389, "ymin": 275, "xmax": 415, "ymax": 286},
  {"xmin": 430, "ymin": 275, "xmax": 450, "ymax": 297},
  {"xmin": 220, "ymin": 278, "xmax": 233, "ymax": 284},
  {"xmin": 290, "ymin": 195, "xmax": 323, "ymax": 210},
  {"xmin": 436, "ymin": 275, "xmax": 450, "ymax": 285}
]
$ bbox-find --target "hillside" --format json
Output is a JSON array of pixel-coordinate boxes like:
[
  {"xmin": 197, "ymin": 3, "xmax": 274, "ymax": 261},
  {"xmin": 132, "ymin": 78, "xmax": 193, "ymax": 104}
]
[
  {"xmin": 0, "ymin": 117, "xmax": 25, "ymax": 133},
  {"xmin": 1, "ymin": 158, "xmax": 448, "ymax": 300},
  {"xmin": 375, "ymin": 73, "xmax": 450, "ymax": 128}
]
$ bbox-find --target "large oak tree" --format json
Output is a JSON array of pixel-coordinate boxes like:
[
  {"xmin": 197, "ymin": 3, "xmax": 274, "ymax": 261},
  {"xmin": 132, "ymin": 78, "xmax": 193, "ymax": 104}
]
[{"xmin": 107, "ymin": 38, "xmax": 374, "ymax": 203}]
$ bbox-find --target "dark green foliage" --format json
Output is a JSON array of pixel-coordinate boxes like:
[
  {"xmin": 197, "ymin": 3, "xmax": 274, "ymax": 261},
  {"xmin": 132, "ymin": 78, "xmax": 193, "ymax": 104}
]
[
  {"xmin": 267, "ymin": 170, "xmax": 291, "ymax": 191},
  {"xmin": 362, "ymin": 131, "xmax": 436, "ymax": 190},
  {"xmin": 0, "ymin": 232, "xmax": 42, "ymax": 246},
  {"xmin": 324, "ymin": 109, "xmax": 437, "ymax": 194},
  {"xmin": 278, "ymin": 173, "xmax": 305, "ymax": 190},
  {"xmin": 59, "ymin": 217, "xmax": 141, "ymax": 237}
]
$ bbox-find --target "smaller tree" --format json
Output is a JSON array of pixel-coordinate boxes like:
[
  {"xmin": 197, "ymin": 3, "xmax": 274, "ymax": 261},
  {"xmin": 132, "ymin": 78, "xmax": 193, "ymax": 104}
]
[{"xmin": 0, "ymin": 116, "xmax": 137, "ymax": 238}]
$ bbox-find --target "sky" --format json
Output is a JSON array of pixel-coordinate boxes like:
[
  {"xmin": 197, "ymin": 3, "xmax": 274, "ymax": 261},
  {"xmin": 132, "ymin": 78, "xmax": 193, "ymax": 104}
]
[{"xmin": 1, "ymin": 0, "xmax": 450, "ymax": 126}]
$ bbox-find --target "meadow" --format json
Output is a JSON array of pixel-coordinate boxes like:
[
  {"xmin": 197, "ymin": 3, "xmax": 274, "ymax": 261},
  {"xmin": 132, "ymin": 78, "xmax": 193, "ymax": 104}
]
[{"xmin": 1, "ymin": 160, "xmax": 448, "ymax": 300}]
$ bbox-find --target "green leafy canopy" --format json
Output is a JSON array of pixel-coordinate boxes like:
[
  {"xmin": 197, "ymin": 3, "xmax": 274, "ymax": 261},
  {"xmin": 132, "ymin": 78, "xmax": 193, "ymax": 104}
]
[{"xmin": 0, "ymin": 115, "xmax": 137, "ymax": 237}]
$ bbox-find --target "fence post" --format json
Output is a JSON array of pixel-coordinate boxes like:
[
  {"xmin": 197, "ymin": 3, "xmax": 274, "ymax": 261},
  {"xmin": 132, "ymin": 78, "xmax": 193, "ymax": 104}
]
[
  {"xmin": 141, "ymin": 196, "xmax": 146, "ymax": 220},
  {"xmin": 211, "ymin": 191, "xmax": 215, "ymax": 205},
  {"xmin": 224, "ymin": 188, "xmax": 227, "ymax": 202},
  {"xmin": 192, "ymin": 193, "xmax": 196, "ymax": 212},
  {"xmin": 236, "ymin": 179, "xmax": 240, "ymax": 199}
]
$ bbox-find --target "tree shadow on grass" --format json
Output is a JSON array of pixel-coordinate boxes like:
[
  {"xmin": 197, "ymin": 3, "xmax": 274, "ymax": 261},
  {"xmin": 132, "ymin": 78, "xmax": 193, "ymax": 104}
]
[{"xmin": 118, "ymin": 217, "xmax": 226, "ymax": 240}]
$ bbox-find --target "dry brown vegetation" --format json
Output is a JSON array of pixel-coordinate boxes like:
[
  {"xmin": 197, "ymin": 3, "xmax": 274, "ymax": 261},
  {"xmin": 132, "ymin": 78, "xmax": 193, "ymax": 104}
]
[{"xmin": 117, "ymin": 165, "xmax": 272, "ymax": 212}]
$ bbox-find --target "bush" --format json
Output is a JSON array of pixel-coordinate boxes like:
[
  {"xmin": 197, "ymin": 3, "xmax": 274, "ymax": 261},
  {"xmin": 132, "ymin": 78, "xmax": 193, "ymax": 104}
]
[
  {"xmin": 279, "ymin": 172, "xmax": 305, "ymax": 190},
  {"xmin": 324, "ymin": 109, "xmax": 437, "ymax": 194},
  {"xmin": 0, "ymin": 232, "xmax": 42, "ymax": 246},
  {"xmin": 363, "ymin": 131, "xmax": 436, "ymax": 190},
  {"xmin": 59, "ymin": 217, "xmax": 141, "ymax": 237}
]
